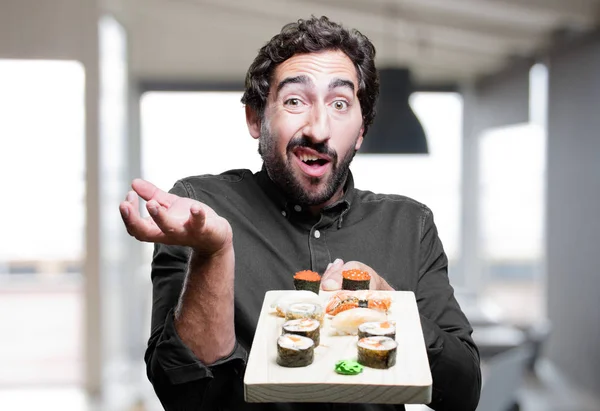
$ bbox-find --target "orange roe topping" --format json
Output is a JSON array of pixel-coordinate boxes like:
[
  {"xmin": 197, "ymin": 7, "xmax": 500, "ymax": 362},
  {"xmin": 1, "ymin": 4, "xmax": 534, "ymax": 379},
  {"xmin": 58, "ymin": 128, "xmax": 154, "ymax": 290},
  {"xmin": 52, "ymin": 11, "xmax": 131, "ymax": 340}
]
[
  {"xmin": 342, "ymin": 269, "xmax": 371, "ymax": 281},
  {"xmin": 294, "ymin": 270, "xmax": 321, "ymax": 281}
]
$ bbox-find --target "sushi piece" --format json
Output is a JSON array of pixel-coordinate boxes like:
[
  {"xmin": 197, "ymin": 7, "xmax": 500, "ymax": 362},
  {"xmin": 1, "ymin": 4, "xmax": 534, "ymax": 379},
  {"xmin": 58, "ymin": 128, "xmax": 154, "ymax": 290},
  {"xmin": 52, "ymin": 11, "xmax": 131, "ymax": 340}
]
[
  {"xmin": 330, "ymin": 307, "xmax": 387, "ymax": 335},
  {"xmin": 293, "ymin": 270, "xmax": 321, "ymax": 293},
  {"xmin": 277, "ymin": 333, "xmax": 314, "ymax": 367},
  {"xmin": 358, "ymin": 321, "xmax": 396, "ymax": 340},
  {"xmin": 342, "ymin": 269, "xmax": 371, "ymax": 290},
  {"xmin": 326, "ymin": 290, "xmax": 392, "ymax": 316},
  {"xmin": 271, "ymin": 291, "xmax": 323, "ymax": 318},
  {"xmin": 357, "ymin": 336, "xmax": 397, "ymax": 369},
  {"xmin": 282, "ymin": 318, "xmax": 321, "ymax": 347},
  {"xmin": 285, "ymin": 302, "xmax": 324, "ymax": 325}
]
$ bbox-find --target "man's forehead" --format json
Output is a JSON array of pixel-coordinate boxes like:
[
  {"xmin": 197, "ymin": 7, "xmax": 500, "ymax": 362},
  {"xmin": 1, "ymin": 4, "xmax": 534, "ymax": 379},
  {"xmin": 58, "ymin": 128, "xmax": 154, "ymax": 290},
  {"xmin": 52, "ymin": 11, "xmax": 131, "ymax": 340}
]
[{"xmin": 271, "ymin": 50, "xmax": 358, "ymax": 91}]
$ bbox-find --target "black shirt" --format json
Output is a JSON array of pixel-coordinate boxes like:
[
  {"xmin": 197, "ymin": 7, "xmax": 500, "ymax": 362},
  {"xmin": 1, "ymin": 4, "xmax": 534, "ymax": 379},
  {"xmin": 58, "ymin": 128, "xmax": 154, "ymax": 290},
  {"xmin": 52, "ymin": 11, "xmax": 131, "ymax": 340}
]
[{"xmin": 146, "ymin": 168, "xmax": 481, "ymax": 411}]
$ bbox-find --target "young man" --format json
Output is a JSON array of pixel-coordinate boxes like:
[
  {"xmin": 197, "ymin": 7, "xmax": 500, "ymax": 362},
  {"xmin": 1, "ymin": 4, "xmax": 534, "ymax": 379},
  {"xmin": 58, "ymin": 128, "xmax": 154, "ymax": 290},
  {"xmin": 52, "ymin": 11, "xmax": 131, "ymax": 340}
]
[{"xmin": 119, "ymin": 16, "xmax": 481, "ymax": 411}]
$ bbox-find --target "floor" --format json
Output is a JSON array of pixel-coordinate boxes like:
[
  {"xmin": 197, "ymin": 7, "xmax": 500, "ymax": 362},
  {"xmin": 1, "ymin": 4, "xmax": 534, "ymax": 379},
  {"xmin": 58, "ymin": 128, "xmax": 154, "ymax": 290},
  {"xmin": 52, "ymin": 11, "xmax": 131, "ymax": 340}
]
[
  {"xmin": 518, "ymin": 361, "xmax": 600, "ymax": 411},
  {"xmin": 1, "ymin": 365, "xmax": 598, "ymax": 411},
  {"xmin": 404, "ymin": 359, "xmax": 600, "ymax": 411},
  {"xmin": 0, "ymin": 278, "xmax": 82, "ymax": 386}
]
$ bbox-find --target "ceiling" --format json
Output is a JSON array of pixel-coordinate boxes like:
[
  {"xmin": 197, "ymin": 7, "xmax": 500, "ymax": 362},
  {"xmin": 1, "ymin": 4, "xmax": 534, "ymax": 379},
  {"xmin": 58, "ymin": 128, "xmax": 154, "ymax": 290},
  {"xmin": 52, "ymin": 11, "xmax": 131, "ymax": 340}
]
[{"xmin": 121, "ymin": 0, "xmax": 600, "ymax": 86}]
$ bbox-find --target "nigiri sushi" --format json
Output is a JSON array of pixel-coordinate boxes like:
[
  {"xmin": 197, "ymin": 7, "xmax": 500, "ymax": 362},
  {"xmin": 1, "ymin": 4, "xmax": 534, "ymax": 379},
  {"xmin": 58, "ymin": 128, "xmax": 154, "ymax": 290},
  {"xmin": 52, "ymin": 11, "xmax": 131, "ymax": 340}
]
[
  {"xmin": 326, "ymin": 290, "xmax": 392, "ymax": 316},
  {"xmin": 330, "ymin": 308, "xmax": 387, "ymax": 335}
]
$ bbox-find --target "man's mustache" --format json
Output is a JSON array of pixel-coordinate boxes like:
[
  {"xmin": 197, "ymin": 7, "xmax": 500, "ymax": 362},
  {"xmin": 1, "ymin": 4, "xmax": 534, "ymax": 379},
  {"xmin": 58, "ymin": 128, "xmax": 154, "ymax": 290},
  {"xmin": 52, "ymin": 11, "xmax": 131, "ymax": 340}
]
[{"xmin": 287, "ymin": 136, "xmax": 337, "ymax": 160}]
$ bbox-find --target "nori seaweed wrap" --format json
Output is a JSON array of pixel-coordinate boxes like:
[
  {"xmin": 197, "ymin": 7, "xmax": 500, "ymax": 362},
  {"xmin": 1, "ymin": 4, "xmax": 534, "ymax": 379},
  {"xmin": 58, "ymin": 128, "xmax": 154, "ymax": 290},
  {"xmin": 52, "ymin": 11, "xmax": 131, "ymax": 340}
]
[
  {"xmin": 293, "ymin": 270, "xmax": 321, "ymax": 294},
  {"xmin": 285, "ymin": 302, "xmax": 324, "ymax": 325},
  {"xmin": 277, "ymin": 334, "xmax": 314, "ymax": 367},
  {"xmin": 357, "ymin": 336, "xmax": 397, "ymax": 369},
  {"xmin": 358, "ymin": 321, "xmax": 396, "ymax": 340},
  {"xmin": 282, "ymin": 318, "xmax": 321, "ymax": 347},
  {"xmin": 342, "ymin": 269, "xmax": 371, "ymax": 291}
]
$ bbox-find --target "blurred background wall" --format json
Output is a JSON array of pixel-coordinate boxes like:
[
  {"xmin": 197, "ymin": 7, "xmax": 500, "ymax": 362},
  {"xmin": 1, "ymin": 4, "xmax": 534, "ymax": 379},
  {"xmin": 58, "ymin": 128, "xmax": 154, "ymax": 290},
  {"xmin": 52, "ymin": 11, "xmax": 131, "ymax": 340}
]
[
  {"xmin": 0, "ymin": 0, "xmax": 599, "ymax": 410},
  {"xmin": 546, "ymin": 35, "xmax": 600, "ymax": 394}
]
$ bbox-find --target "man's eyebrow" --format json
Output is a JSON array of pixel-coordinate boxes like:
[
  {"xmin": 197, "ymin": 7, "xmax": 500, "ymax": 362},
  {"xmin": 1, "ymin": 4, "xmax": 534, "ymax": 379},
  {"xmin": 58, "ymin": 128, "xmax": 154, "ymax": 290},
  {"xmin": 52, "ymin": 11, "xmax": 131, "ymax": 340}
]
[
  {"xmin": 329, "ymin": 78, "xmax": 355, "ymax": 93},
  {"xmin": 276, "ymin": 75, "xmax": 311, "ymax": 95}
]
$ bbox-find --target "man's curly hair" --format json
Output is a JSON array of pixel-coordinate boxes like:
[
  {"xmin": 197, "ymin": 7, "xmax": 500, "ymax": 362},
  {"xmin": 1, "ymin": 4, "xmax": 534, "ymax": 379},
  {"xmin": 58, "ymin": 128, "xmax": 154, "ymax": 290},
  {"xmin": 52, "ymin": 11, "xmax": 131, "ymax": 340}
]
[{"xmin": 241, "ymin": 16, "xmax": 379, "ymax": 136}]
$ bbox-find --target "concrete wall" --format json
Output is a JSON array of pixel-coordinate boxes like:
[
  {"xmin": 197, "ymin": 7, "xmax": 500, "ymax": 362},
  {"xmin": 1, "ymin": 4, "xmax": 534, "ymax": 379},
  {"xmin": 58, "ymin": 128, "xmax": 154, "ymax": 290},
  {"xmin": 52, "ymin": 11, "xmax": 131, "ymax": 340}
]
[
  {"xmin": 546, "ymin": 34, "xmax": 600, "ymax": 396},
  {"xmin": 0, "ymin": 0, "xmax": 93, "ymax": 60}
]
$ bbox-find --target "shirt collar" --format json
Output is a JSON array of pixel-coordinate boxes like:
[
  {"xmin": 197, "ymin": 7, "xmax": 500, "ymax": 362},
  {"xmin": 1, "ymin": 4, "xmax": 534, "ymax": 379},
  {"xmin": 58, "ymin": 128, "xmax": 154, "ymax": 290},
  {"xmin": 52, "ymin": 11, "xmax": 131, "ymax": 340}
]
[{"xmin": 256, "ymin": 164, "xmax": 354, "ymax": 227}]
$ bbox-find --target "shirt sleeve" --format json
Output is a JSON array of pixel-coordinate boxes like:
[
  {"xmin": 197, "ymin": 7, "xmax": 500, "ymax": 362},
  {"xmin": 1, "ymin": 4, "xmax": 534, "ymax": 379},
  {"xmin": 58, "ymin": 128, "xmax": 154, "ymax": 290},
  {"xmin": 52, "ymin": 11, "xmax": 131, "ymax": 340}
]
[
  {"xmin": 144, "ymin": 180, "xmax": 247, "ymax": 411},
  {"xmin": 416, "ymin": 208, "xmax": 482, "ymax": 411}
]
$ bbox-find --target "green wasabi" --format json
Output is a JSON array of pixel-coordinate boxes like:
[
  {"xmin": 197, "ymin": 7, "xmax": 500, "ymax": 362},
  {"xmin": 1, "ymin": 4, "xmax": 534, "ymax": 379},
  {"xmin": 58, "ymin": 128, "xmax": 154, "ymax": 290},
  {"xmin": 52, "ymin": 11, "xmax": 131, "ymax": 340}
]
[{"xmin": 334, "ymin": 360, "xmax": 363, "ymax": 375}]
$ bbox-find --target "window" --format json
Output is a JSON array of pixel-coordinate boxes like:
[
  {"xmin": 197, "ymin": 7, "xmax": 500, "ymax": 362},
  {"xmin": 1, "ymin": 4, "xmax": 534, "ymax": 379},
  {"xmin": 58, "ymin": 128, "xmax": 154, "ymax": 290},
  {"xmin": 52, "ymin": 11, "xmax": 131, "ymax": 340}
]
[
  {"xmin": 141, "ymin": 91, "xmax": 261, "ymax": 191},
  {"xmin": 0, "ymin": 59, "xmax": 85, "ymax": 385},
  {"xmin": 476, "ymin": 64, "xmax": 548, "ymax": 325},
  {"xmin": 353, "ymin": 92, "xmax": 463, "ymax": 264}
]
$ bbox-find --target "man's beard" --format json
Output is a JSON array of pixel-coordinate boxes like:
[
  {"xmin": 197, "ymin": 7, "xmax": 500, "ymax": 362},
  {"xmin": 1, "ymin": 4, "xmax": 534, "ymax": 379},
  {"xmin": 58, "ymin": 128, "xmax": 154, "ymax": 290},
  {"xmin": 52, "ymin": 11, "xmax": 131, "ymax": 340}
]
[{"xmin": 258, "ymin": 121, "xmax": 358, "ymax": 206}]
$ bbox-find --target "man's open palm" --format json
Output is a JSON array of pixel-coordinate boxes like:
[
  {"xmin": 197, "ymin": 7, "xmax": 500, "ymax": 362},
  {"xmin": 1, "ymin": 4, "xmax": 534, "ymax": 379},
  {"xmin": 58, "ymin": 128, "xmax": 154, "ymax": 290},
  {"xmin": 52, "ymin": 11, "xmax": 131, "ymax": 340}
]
[{"xmin": 119, "ymin": 179, "xmax": 233, "ymax": 255}]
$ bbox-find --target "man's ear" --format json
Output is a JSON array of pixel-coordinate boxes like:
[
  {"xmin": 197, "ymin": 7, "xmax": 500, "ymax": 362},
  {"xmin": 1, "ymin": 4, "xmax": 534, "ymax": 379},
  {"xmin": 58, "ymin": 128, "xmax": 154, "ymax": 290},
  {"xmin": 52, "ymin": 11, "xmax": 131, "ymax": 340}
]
[
  {"xmin": 246, "ymin": 105, "xmax": 261, "ymax": 139},
  {"xmin": 354, "ymin": 125, "xmax": 365, "ymax": 151}
]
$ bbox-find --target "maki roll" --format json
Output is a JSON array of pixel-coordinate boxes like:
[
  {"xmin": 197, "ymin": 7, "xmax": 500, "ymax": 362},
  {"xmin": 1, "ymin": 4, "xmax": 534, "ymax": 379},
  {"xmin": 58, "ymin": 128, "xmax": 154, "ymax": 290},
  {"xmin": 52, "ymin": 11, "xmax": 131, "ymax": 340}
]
[
  {"xmin": 342, "ymin": 269, "xmax": 371, "ymax": 290},
  {"xmin": 293, "ymin": 270, "xmax": 321, "ymax": 294},
  {"xmin": 358, "ymin": 321, "xmax": 396, "ymax": 340},
  {"xmin": 285, "ymin": 302, "xmax": 324, "ymax": 325},
  {"xmin": 282, "ymin": 318, "xmax": 321, "ymax": 347},
  {"xmin": 357, "ymin": 336, "xmax": 397, "ymax": 369},
  {"xmin": 277, "ymin": 334, "xmax": 314, "ymax": 367},
  {"xmin": 271, "ymin": 290, "xmax": 322, "ymax": 318}
]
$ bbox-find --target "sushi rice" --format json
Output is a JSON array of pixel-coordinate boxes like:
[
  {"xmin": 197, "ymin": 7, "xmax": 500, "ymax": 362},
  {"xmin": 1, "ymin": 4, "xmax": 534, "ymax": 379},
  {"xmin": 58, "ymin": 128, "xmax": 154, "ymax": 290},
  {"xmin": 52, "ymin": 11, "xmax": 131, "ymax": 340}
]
[
  {"xmin": 357, "ymin": 336, "xmax": 397, "ymax": 369},
  {"xmin": 282, "ymin": 318, "xmax": 321, "ymax": 347},
  {"xmin": 277, "ymin": 333, "xmax": 315, "ymax": 367}
]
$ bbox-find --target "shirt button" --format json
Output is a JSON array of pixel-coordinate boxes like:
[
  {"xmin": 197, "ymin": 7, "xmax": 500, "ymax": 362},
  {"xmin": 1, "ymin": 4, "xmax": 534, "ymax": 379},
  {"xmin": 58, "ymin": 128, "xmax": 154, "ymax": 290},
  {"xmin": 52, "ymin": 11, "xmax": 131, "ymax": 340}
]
[
  {"xmin": 314, "ymin": 230, "xmax": 321, "ymax": 239},
  {"xmin": 294, "ymin": 205, "xmax": 302, "ymax": 212},
  {"xmin": 281, "ymin": 210, "xmax": 287, "ymax": 217}
]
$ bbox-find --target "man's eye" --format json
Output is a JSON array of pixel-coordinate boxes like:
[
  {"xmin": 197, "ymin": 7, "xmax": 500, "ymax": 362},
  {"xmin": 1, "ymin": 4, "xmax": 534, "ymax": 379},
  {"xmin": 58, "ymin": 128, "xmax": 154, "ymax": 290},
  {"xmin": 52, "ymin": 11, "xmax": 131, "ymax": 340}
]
[
  {"xmin": 284, "ymin": 98, "xmax": 301, "ymax": 107},
  {"xmin": 333, "ymin": 100, "xmax": 348, "ymax": 110}
]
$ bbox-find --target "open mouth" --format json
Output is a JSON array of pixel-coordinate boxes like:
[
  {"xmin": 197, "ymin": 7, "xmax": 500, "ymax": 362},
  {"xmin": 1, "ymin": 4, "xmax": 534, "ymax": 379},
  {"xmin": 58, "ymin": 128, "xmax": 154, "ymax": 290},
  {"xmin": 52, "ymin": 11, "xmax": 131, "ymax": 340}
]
[
  {"xmin": 293, "ymin": 148, "xmax": 332, "ymax": 177},
  {"xmin": 298, "ymin": 153, "xmax": 329, "ymax": 167}
]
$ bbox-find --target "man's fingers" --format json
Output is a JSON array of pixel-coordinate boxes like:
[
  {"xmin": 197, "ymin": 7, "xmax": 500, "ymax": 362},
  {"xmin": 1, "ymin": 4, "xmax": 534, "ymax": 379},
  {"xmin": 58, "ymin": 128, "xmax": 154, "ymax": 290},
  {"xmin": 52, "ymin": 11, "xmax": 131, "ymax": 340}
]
[
  {"xmin": 119, "ymin": 201, "xmax": 131, "ymax": 220},
  {"xmin": 121, "ymin": 204, "xmax": 164, "ymax": 242},
  {"xmin": 120, "ymin": 191, "xmax": 140, "ymax": 220},
  {"xmin": 321, "ymin": 278, "xmax": 341, "ymax": 291},
  {"xmin": 132, "ymin": 178, "xmax": 174, "ymax": 207},
  {"xmin": 126, "ymin": 190, "xmax": 139, "ymax": 211},
  {"xmin": 187, "ymin": 203, "xmax": 207, "ymax": 232},
  {"xmin": 146, "ymin": 200, "xmax": 182, "ymax": 236},
  {"xmin": 323, "ymin": 258, "xmax": 343, "ymax": 275},
  {"xmin": 321, "ymin": 258, "xmax": 344, "ymax": 290}
]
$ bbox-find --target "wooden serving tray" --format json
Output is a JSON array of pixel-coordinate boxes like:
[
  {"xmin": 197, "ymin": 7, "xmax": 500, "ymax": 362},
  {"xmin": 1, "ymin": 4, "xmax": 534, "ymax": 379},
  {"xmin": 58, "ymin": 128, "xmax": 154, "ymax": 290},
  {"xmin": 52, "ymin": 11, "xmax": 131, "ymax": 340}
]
[{"xmin": 244, "ymin": 290, "xmax": 432, "ymax": 404}]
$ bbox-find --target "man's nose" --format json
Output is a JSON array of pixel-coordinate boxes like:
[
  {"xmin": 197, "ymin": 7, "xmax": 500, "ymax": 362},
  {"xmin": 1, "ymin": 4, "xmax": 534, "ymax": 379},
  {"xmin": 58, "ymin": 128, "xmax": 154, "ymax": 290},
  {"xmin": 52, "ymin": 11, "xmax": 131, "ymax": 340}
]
[{"xmin": 302, "ymin": 103, "xmax": 331, "ymax": 143}]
